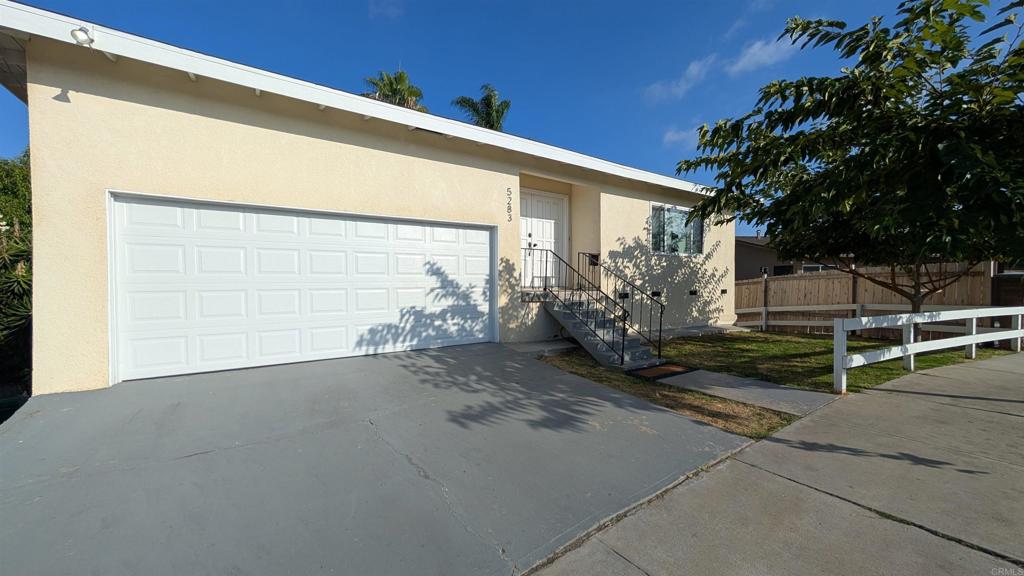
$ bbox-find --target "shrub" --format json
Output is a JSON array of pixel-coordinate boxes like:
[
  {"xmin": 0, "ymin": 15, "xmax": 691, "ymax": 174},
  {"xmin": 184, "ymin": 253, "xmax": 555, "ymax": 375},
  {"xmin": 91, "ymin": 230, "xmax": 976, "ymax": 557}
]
[{"xmin": 0, "ymin": 149, "xmax": 31, "ymax": 395}]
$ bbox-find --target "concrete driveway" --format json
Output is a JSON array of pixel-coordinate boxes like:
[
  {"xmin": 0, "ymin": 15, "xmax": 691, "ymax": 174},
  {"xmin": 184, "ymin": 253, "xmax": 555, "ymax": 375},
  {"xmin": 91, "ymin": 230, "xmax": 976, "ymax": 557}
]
[{"xmin": 0, "ymin": 344, "xmax": 746, "ymax": 576}]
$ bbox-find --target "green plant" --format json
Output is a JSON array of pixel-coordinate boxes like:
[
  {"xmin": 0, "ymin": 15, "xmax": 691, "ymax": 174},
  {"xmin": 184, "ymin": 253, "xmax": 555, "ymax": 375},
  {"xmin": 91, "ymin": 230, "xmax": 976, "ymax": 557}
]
[
  {"xmin": 451, "ymin": 84, "xmax": 511, "ymax": 131},
  {"xmin": 0, "ymin": 149, "xmax": 32, "ymax": 394},
  {"xmin": 681, "ymin": 0, "xmax": 1024, "ymax": 312}
]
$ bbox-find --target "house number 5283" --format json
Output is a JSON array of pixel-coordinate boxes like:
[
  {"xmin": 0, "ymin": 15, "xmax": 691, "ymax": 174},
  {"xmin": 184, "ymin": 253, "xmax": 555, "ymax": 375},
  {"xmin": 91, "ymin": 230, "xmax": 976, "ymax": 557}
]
[{"xmin": 506, "ymin": 187, "xmax": 513, "ymax": 222}]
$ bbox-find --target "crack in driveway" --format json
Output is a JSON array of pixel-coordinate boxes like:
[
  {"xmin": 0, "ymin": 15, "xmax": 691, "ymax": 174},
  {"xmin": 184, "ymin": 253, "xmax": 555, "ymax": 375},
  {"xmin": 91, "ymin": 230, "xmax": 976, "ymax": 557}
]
[
  {"xmin": 2, "ymin": 344, "xmax": 751, "ymax": 576},
  {"xmin": 365, "ymin": 417, "xmax": 519, "ymax": 575}
]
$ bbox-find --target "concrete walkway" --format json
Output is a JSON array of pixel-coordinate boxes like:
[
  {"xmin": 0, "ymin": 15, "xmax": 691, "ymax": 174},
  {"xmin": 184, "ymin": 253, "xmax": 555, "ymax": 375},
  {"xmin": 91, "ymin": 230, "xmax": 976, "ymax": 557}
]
[
  {"xmin": 536, "ymin": 353, "xmax": 1024, "ymax": 575},
  {"xmin": 660, "ymin": 369, "xmax": 839, "ymax": 416}
]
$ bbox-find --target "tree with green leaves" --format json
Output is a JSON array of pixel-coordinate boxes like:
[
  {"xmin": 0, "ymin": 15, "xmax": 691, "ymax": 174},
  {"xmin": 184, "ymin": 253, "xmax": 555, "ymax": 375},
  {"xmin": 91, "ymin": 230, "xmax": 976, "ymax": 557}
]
[
  {"xmin": 451, "ymin": 84, "xmax": 511, "ymax": 131},
  {"xmin": 0, "ymin": 148, "xmax": 32, "ymax": 392},
  {"xmin": 363, "ymin": 70, "xmax": 428, "ymax": 112},
  {"xmin": 680, "ymin": 0, "xmax": 1024, "ymax": 312}
]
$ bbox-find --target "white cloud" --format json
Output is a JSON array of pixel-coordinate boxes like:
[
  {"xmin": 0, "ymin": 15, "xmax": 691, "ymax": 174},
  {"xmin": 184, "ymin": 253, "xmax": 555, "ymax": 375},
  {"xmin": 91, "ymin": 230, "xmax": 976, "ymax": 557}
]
[
  {"xmin": 663, "ymin": 126, "xmax": 701, "ymax": 150},
  {"xmin": 644, "ymin": 54, "xmax": 717, "ymax": 102},
  {"xmin": 724, "ymin": 18, "xmax": 748, "ymax": 39},
  {"xmin": 644, "ymin": 37, "xmax": 798, "ymax": 104},
  {"xmin": 368, "ymin": 0, "xmax": 404, "ymax": 19},
  {"xmin": 726, "ymin": 39, "xmax": 796, "ymax": 76}
]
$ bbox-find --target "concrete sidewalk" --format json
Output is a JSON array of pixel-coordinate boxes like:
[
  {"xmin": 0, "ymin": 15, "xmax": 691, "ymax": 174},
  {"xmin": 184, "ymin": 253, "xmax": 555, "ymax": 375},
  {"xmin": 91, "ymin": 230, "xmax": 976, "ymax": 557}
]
[
  {"xmin": 536, "ymin": 353, "xmax": 1024, "ymax": 575},
  {"xmin": 660, "ymin": 369, "xmax": 839, "ymax": 416}
]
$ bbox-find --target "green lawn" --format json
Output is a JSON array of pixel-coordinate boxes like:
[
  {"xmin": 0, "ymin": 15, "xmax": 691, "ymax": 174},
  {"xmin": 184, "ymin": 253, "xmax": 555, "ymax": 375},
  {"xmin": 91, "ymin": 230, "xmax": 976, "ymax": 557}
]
[
  {"xmin": 662, "ymin": 331, "xmax": 1012, "ymax": 393},
  {"xmin": 542, "ymin": 331, "xmax": 1011, "ymax": 439}
]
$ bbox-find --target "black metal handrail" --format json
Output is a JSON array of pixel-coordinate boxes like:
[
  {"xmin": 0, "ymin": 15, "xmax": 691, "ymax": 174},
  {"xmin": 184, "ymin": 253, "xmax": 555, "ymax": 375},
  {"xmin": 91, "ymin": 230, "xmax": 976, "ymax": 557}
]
[
  {"xmin": 577, "ymin": 252, "xmax": 665, "ymax": 358},
  {"xmin": 523, "ymin": 248, "xmax": 630, "ymax": 365}
]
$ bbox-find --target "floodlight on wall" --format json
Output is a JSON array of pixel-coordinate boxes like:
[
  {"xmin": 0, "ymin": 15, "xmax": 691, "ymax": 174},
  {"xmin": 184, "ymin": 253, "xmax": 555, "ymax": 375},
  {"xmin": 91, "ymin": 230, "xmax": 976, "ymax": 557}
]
[{"xmin": 70, "ymin": 27, "xmax": 94, "ymax": 46}]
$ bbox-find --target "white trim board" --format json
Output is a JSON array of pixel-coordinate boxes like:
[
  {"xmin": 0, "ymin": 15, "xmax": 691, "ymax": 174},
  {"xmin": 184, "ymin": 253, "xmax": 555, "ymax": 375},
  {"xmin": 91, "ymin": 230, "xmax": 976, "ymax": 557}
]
[
  {"xmin": 107, "ymin": 189, "xmax": 498, "ymax": 231},
  {"xmin": 0, "ymin": 0, "xmax": 707, "ymax": 196}
]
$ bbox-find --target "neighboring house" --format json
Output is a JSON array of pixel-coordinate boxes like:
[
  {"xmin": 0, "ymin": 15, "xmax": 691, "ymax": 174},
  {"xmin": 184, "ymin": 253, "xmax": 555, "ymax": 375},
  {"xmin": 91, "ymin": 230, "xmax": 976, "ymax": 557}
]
[
  {"xmin": 735, "ymin": 234, "xmax": 837, "ymax": 280},
  {"xmin": 0, "ymin": 2, "xmax": 735, "ymax": 395},
  {"xmin": 993, "ymin": 261, "xmax": 1024, "ymax": 308}
]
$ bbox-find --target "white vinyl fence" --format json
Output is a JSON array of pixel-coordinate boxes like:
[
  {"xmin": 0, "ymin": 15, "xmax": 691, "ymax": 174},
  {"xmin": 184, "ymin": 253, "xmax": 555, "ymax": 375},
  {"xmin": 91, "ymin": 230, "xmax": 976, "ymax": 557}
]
[{"xmin": 832, "ymin": 307, "xmax": 1024, "ymax": 393}]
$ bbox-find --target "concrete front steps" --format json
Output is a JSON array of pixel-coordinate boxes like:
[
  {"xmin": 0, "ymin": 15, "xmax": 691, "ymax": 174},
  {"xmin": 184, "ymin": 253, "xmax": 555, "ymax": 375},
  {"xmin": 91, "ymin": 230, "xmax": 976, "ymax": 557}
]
[{"xmin": 544, "ymin": 300, "xmax": 664, "ymax": 371}]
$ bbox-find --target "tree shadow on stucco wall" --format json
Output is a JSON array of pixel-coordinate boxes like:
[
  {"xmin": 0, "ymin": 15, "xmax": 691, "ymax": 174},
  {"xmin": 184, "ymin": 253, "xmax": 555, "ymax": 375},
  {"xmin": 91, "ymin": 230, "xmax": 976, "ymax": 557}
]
[
  {"xmin": 353, "ymin": 257, "xmax": 665, "ymax": 431},
  {"xmin": 603, "ymin": 227, "xmax": 728, "ymax": 329},
  {"xmin": 495, "ymin": 256, "xmax": 560, "ymax": 342}
]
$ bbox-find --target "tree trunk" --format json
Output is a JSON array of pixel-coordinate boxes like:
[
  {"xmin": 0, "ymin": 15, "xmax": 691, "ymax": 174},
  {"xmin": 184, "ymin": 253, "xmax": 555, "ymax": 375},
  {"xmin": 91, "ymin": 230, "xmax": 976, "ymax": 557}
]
[
  {"xmin": 909, "ymin": 293, "xmax": 925, "ymax": 344},
  {"xmin": 910, "ymin": 295, "xmax": 924, "ymax": 314}
]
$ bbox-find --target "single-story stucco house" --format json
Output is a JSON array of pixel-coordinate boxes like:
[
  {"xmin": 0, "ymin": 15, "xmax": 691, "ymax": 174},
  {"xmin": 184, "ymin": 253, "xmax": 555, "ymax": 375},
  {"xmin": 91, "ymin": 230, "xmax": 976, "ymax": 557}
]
[
  {"xmin": 0, "ymin": 1, "xmax": 735, "ymax": 395},
  {"xmin": 734, "ymin": 234, "xmax": 841, "ymax": 280}
]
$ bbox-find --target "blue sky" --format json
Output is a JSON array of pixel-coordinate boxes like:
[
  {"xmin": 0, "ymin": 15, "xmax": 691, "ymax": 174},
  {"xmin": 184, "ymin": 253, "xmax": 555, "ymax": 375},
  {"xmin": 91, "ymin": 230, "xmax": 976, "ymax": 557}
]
[{"xmin": 0, "ymin": 0, "xmax": 895, "ymax": 235}]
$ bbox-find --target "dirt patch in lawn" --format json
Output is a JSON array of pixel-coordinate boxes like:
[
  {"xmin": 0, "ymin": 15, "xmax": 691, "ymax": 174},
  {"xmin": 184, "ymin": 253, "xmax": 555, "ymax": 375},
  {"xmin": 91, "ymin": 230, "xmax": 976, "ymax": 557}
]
[{"xmin": 543, "ymin": 349, "xmax": 796, "ymax": 439}]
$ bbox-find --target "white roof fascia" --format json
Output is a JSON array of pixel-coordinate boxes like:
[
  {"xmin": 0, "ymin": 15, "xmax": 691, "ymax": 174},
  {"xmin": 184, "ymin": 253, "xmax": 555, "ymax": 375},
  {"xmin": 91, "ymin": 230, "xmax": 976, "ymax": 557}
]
[{"xmin": 0, "ymin": 0, "xmax": 707, "ymax": 195}]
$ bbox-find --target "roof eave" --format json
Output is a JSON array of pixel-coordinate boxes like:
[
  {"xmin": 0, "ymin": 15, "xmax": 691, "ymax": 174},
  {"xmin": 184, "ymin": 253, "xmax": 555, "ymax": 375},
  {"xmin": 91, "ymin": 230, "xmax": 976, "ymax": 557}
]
[{"xmin": 0, "ymin": 0, "xmax": 708, "ymax": 195}]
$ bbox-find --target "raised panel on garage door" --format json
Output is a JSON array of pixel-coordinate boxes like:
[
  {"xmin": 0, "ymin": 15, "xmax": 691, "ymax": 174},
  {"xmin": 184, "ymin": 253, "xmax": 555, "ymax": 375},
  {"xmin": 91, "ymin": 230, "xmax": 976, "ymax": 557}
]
[{"xmin": 112, "ymin": 196, "xmax": 494, "ymax": 381}]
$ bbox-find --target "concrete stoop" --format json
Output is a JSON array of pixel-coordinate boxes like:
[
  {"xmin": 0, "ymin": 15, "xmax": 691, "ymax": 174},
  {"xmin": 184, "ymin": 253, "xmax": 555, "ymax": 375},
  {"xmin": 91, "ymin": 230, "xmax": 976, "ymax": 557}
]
[{"xmin": 544, "ymin": 300, "xmax": 664, "ymax": 371}]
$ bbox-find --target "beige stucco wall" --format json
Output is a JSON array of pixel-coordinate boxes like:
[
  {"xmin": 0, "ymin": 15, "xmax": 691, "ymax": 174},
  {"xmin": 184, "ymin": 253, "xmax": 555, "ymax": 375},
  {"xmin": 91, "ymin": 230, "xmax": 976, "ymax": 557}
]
[
  {"xmin": 519, "ymin": 173, "xmax": 602, "ymax": 262},
  {"xmin": 600, "ymin": 189, "xmax": 736, "ymax": 329},
  {"xmin": 26, "ymin": 37, "xmax": 733, "ymax": 394},
  {"xmin": 569, "ymin": 184, "xmax": 601, "ymax": 258}
]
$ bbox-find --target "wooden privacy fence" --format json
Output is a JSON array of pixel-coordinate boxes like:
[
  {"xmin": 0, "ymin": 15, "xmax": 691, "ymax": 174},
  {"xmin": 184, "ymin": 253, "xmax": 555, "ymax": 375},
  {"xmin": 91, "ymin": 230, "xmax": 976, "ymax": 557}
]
[{"xmin": 735, "ymin": 265, "xmax": 992, "ymax": 336}]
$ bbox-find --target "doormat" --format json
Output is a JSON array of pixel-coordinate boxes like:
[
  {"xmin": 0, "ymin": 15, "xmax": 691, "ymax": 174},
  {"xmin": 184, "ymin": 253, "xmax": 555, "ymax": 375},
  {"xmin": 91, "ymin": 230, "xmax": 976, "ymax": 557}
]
[{"xmin": 628, "ymin": 364, "xmax": 696, "ymax": 380}]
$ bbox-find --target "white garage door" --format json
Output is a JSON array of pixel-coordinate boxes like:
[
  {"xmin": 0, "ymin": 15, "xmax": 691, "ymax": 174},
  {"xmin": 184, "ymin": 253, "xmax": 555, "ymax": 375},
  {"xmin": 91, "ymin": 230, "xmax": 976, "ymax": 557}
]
[{"xmin": 111, "ymin": 195, "xmax": 494, "ymax": 382}]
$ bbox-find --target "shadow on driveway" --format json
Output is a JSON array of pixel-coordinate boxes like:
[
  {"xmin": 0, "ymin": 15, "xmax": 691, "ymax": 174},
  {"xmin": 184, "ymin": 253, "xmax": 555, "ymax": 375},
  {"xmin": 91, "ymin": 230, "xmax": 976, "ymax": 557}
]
[{"xmin": 0, "ymin": 343, "xmax": 746, "ymax": 576}]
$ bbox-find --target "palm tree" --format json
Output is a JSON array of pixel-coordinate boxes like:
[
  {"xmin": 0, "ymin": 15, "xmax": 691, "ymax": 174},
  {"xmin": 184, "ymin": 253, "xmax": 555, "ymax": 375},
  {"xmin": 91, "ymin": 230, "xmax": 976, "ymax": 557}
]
[
  {"xmin": 363, "ymin": 70, "xmax": 428, "ymax": 112},
  {"xmin": 451, "ymin": 84, "xmax": 511, "ymax": 131}
]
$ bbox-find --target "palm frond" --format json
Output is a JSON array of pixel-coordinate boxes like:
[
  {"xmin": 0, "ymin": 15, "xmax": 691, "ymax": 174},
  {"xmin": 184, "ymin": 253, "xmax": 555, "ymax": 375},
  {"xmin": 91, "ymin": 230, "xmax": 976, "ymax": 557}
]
[
  {"xmin": 363, "ymin": 70, "xmax": 427, "ymax": 111},
  {"xmin": 451, "ymin": 84, "xmax": 511, "ymax": 131}
]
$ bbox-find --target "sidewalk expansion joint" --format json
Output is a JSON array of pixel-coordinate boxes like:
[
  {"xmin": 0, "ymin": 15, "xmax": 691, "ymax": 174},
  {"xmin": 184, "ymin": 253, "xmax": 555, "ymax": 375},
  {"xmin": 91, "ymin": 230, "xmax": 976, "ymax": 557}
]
[
  {"xmin": 596, "ymin": 537, "xmax": 656, "ymax": 576},
  {"xmin": 732, "ymin": 457, "xmax": 1024, "ymax": 569}
]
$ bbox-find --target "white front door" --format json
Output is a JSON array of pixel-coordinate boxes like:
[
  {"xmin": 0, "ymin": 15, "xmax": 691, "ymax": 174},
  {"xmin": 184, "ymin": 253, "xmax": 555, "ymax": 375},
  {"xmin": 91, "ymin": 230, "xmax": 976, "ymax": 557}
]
[
  {"xmin": 520, "ymin": 189, "xmax": 568, "ymax": 288},
  {"xmin": 111, "ymin": 195, "xmax": 495, "ymax": 382}
]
